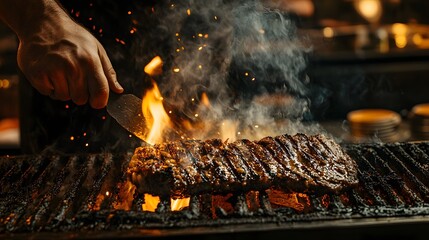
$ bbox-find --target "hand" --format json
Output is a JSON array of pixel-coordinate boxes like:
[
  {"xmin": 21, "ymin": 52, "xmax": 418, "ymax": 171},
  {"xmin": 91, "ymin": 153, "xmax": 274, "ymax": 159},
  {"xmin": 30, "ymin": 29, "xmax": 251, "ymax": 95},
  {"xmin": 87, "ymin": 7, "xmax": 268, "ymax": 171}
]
[
  {"xmin": 0, "ymin": 0, "xmax": 123, "ymax": 109},
  {"xmin": 18, "ymin": 18, "xmax": 123, "ymax": 109}
]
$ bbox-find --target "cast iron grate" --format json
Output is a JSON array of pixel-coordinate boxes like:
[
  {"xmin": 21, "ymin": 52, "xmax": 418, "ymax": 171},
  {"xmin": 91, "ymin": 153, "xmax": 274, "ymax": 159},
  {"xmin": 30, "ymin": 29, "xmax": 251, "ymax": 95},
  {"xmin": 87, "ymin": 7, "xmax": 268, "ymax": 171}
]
[{"xmin": 2, "ymin": 142, "xmax": 429, "ymax": 234}]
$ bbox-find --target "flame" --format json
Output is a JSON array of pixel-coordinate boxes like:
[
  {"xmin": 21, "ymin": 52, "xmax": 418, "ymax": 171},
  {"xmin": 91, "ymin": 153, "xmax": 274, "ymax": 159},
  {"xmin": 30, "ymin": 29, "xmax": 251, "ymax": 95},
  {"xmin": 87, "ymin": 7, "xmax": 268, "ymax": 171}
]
[
  {"xmin": 201, "ymin": 92, "xmax": 211, "ymax": 107},
  {"xmin": 144, "ymin": 56, "xmax": 163, "ymax": 76},
  {"xmin": 142, "ymin": 81, "xmax": 172, "ymax": 144},
  {"xmin": 142, "ymin": 194, "xmax": 160, "ymax": 212},
  {"xmin": 171, "ymin": 197, "xmax": 191, "ymax": 211},
  {"xmin": 142, "ymin": 194, "xmax": 190, "ymax": 212},
  {"xmin": 113, "ymin": 180, "xmax": 136, "ymax": 211},
  {"xmin": 139, "ymin": 56, "xmax": 191, "ymax": 211}
]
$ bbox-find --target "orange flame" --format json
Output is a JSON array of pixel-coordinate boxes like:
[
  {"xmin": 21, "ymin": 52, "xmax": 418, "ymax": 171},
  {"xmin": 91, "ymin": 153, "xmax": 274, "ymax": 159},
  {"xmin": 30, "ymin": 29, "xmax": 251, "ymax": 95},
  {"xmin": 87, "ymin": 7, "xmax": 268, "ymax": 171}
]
[
  {"xmin": 140, "ymin": 56, "xmax": 190, "ymax": 211},
  {"xmin": 142, "ymin": 80, "xmax": 172, "ymax": 145}
]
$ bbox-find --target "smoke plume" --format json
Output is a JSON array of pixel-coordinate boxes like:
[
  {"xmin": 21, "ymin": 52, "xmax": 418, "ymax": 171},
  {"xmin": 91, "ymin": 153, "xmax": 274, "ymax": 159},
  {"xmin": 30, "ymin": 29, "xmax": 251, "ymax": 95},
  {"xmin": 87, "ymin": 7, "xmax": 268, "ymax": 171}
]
[{"xmin": 139, "ymin": 0, "xmax": 324, "ymax": 140}]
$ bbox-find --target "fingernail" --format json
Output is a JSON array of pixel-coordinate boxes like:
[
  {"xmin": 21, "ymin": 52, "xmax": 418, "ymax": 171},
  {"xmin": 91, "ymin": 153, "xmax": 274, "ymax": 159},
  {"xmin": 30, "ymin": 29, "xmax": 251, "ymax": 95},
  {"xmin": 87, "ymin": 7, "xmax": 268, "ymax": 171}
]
[{"xmin": 116, "ymin": 82, "xmax": 124, "ymax": 92}]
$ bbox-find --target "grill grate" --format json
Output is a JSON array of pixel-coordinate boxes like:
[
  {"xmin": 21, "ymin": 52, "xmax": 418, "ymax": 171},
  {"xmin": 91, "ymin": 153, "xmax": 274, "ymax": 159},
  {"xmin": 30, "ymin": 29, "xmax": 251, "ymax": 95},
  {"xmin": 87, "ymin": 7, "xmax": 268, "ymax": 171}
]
[{"xmin": 2, "ymin": 142, "xmax": 429, "ymax": 235}]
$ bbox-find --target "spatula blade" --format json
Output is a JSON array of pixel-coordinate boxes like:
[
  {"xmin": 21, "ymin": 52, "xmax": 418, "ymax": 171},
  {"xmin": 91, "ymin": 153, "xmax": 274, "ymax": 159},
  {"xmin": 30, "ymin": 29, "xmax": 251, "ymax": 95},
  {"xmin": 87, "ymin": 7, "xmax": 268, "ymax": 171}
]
[{"xmin": 107, "ymin": 94, "xmax": 147, "ymax": 140}]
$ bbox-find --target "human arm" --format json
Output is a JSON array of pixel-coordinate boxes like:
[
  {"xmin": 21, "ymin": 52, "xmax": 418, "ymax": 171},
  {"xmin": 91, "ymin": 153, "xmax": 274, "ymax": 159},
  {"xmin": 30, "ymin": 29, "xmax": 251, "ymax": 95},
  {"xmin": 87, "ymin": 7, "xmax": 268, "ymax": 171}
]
[{"xmin": 0, "ymin": 0, "xmax": 123, "ymax": 109}]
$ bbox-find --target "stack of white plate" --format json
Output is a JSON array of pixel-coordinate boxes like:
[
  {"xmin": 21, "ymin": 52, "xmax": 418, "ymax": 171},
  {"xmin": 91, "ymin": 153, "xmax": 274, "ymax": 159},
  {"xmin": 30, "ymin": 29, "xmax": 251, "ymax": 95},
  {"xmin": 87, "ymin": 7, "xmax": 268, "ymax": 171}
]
[
  {"xmin": 410, "ymin": 103, "xmax": 429, "ymax": 140},
  {"xmin": 347, "ymin": 109, "xmax": 401, "ymax": 142}
]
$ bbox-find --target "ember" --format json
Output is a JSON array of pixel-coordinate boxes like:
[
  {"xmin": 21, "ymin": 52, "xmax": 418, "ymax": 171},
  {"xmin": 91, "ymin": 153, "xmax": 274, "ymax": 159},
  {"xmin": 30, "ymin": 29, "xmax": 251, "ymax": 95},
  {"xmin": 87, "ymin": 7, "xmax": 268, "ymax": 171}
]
[{"xmin": 2, "ymin": 142, "xmax": 429, "ymax": 237}]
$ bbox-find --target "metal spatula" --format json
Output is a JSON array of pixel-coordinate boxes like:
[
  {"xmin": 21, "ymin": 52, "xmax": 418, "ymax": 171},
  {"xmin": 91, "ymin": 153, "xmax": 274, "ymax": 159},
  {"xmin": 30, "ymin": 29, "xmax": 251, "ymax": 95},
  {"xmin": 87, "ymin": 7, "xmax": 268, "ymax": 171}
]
[{"xmin": 107, "ymin": 93, "xmax": 147, "ymax": 140}]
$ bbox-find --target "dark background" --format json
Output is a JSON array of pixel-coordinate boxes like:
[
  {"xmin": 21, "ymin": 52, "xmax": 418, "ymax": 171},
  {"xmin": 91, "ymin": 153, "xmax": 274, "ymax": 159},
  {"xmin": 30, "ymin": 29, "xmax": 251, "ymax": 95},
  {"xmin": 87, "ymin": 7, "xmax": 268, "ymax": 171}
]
[{"xmin": 1, "ymin": 0, "xmax": 429, "ymax": 154}]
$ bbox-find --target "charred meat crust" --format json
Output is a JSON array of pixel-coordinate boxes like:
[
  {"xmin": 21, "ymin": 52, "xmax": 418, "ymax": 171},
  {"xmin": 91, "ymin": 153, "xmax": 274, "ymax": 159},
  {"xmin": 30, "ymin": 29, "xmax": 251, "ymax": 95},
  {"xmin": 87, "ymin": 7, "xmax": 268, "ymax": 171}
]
[{"xmin": 127, "ymin": 134, "xmax": 359, "ymax": 197}]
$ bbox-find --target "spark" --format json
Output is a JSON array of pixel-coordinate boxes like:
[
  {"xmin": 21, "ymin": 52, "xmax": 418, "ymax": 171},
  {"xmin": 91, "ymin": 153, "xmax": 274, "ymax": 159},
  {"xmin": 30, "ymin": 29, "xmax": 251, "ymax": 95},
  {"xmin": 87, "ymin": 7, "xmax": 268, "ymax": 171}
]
[
  {"xmin": 237, "ymin": 132, "xmax": 241, "ymax": 135},
  {"xmin": 101, "ymin": 116, "xmax": 106, "ymax": 120},
  {"xmin": 204, "ymin": 34, "xmax": 209, "ymax": 38},
  {"xmin": 191, "ymin": 98, "xmax": 195, "ymax": 101},
  {"xmin": 129, "ymin": 135, "xmax": 132, "ymax": 138},
  {"xmin": 173, "ymin": 68, "xmax": 180, "ymax": 73},
  {"xmin": 65, "ymin": 104, "xmax": 69, "ymax": 109},
  {"xmin": 176, "ymin": 48, "xmax": 180, "ymax": 52},
  {"xmin": 115, "ymin": 38, "xmax": 126, "ymax": 45},
  {"xmin": 198, "ymin": 46, "xmax": 203, "ymax": 51},
  {"xmin": 128, "ymin": 11, "xmax": 132, "ymax": 15},
  {"xmin": 198, "ymin": 65, "xmax": 202, "ymax": 69},
  {"xmin": 245, "ymin": 72, "xmax": 249, "ymax": 76},
  {"xmin": 175, "ymin": 33, "xmax": 179, "ymax": 37},
  {"xmin": 254, "ymin": 125, "xmax": 259, "ymax": 128},
  {"xmin": 194, "ymin": 114, "xmax": 199, "ymax": 117},
  {"xmin": 187, "ymin": 9, "xmax": 191, "ymax": 16},
  {"xmin": 85, "ymin": 143, "xmax": 89, "ymax": 147},
  {"xmin": 214, "ymin": 16, "xmax": 218, "ymax": 20},
  {"xmin": 168, "ymin": 110, "xmax": 172, "ymax": 114},
  {"xmin": 198, "ymin": 33, "xmax": 203, "ymax": 37},
  {"xmin": 105, "ymin": 191, "xmax": 110, "ymax": 196},
  {"xmin": 83, "ymin": 132, "xmax": 87, "ymax": 137},
  {"xmin": 252, "ymin": 78, "xmax": 256, "ymax": 81},
  {"xmin": 70, "ymin": 136, "xmax": 75, "ymax": 141}
]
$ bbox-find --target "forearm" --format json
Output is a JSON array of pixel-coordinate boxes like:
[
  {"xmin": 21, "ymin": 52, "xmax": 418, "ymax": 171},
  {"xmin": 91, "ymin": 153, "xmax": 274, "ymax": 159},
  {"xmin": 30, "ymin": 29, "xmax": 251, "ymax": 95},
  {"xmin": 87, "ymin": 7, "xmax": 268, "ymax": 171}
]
[{"xmin": 0, "ymin": 0, "xmax": 70, "ymax": 41}]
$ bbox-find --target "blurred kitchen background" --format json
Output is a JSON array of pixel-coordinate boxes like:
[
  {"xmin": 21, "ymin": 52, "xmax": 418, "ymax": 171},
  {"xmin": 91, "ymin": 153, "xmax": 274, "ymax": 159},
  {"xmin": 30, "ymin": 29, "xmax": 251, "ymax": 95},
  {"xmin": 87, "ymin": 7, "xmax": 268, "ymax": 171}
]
[
  {"xmin": 0, "ymin": 21, "xmax": 19, "ymax": 155},
  {"xmin": 1, "ymin": 0, "xmax": 429, "ymax": 154}
]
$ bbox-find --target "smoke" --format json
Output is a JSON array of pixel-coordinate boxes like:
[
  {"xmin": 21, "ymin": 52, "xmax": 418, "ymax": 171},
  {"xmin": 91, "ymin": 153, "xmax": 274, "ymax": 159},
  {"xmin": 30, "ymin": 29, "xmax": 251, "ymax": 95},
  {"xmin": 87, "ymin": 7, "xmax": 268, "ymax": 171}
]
[{"xmin": 142, "ymin": 0, "xmax": 324, "ymax": 140}]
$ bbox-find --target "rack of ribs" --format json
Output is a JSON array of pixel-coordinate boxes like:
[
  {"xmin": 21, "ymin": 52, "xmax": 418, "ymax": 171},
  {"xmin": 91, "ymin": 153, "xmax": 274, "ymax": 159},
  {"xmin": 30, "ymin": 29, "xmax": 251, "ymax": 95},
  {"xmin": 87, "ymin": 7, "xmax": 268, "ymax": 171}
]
[{"xmin": 127, "ymin": 134, "xmax": 358, "ymax": 198}]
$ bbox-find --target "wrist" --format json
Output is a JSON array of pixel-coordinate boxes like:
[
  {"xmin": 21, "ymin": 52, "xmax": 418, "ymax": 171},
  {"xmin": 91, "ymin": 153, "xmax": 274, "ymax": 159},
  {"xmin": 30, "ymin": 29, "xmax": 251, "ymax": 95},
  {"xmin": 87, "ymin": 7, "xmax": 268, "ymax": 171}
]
[{"xmin": 0, "ymin": 0, "xmax": 72, "ymax": 42}]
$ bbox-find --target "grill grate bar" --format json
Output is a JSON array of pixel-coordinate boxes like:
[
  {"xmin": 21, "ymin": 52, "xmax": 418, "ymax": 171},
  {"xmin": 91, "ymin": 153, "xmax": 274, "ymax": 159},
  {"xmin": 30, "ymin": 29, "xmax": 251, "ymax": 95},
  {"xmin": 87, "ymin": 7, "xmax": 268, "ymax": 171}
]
[
  {"xmin": 344, "ymin": 149, "xmax": 388, "ymax": 206},
  {"xmin": 80, "ymin": 154, "xmax": 113, "ymax": 211},
  {"xmin": 3, "ymin": 142, "xmax": 429, "ymax": 234},
  {"xmin": 348, "ymin": 188, "xmax": 369, "ymax": 206},
  {"xmin": 378, "ymin": 146, "xmax": 429, "ymax": 202},
  {"xmin": 394, "ymin": 144, "xmax": 429, "ymax": 186},
  {"xmin": 378, "ymin": 146, "xmax": 425, "ymax": 204},
  {"xmin": 11, "ymin": 155, "xmax": 68, "ymax": 232},
  {"xmin": 366, "ymin": 148, "xmax": 410, "ymax": 205}
]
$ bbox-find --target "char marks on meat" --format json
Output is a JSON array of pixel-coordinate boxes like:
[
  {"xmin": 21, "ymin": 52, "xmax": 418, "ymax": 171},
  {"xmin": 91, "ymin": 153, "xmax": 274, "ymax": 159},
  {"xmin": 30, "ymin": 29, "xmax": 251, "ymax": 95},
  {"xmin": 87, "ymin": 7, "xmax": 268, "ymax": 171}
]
[{"xmin": 127, "ymin": 134, "xmax": 358, "ymax": 197}]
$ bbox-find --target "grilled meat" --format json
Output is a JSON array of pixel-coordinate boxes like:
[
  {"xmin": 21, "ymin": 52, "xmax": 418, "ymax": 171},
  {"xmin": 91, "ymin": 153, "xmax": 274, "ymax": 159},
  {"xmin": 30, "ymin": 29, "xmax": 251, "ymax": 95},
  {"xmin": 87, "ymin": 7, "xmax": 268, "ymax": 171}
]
[{"xmin": 127, "ymin": 134, "xmax": 358, "ymax": 197}]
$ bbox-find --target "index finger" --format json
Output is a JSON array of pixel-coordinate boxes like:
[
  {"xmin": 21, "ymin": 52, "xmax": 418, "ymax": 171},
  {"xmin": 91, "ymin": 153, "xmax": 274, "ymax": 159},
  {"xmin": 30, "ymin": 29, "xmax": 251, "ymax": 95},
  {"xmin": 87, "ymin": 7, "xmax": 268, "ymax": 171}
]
[{"xmin": 98, "ymin": 43, "xmax": 123, "ymax": 94}]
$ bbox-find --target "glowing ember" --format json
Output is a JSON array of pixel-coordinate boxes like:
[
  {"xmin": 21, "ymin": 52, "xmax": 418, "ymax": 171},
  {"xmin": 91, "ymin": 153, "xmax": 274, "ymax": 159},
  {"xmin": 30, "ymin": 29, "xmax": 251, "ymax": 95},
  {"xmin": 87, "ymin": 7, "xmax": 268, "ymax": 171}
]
[{"xmin": 267, "ymin": 190, "xmax": 310, "ymax": 212}]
